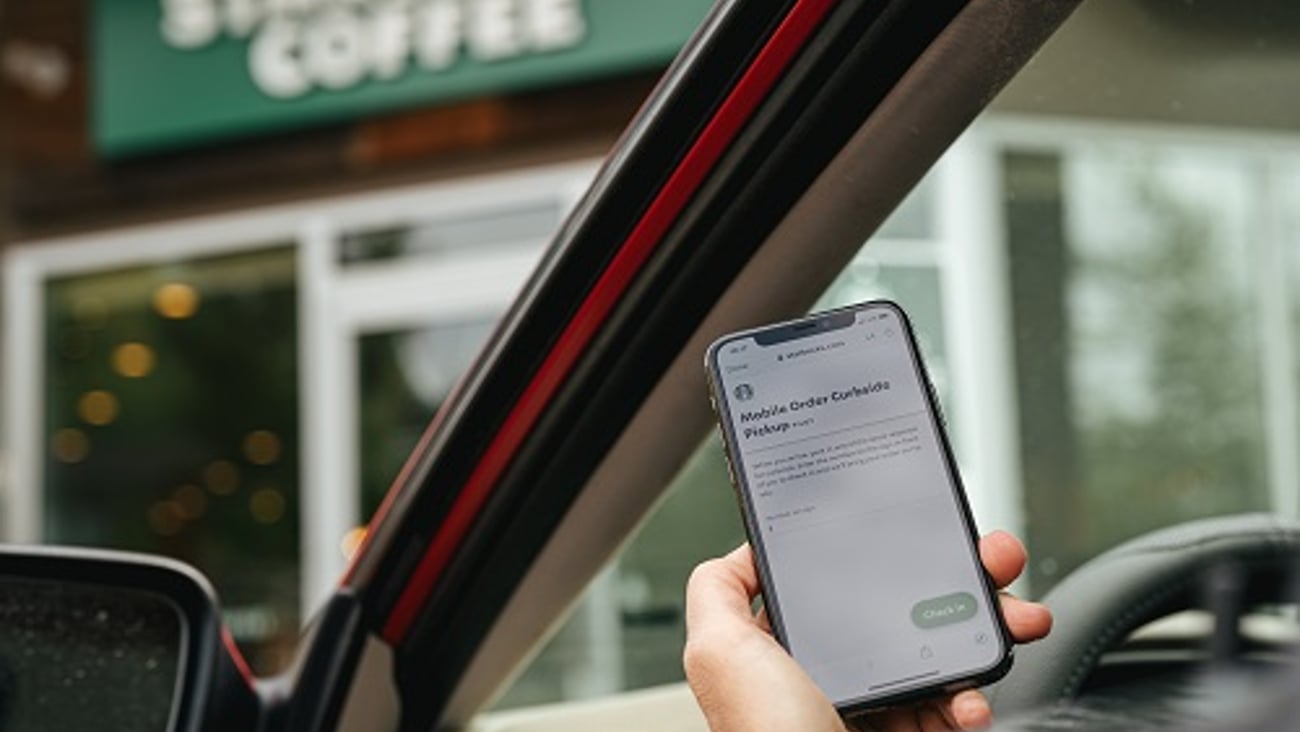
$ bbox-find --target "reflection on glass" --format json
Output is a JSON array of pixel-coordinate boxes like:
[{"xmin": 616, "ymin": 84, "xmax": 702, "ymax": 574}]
[
  {"xmin": 0, "ymin": 579, "xmax": 182, "ymax": 732},
  {"xmin": 819, "ymin": 263, "xmax": 954, "ymax": 436},
  {"xmin": 339, "ymin": 202, "xmax": 562, "ymax": 265},
  {"xmin": 359, "ymin": 320, "xmax": 496, "ymax": 518},
  {"xmin": 43, "ymin": 247, "xmax": 300, "ymax": 674},
  {"xmin": 1006, "ymin": 148, "xmax": 1270, "ymax": 590}
]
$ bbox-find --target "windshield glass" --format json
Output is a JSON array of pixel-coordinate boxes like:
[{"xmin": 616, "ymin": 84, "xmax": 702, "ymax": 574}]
[{"xmin": 485, "ymin": 0, "xmax": 1300, "ymax": 717}]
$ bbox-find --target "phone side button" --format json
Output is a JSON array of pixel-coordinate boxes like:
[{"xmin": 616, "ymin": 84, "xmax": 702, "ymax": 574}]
[{"xmin": 712, "ymin": 425, "xmax": 739, "ymax": 484}]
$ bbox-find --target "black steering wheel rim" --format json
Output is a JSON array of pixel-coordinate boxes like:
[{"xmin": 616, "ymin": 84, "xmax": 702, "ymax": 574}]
[{"xmin": 990, "ymin": 513, "xmax": 1300, "ymax": 717}]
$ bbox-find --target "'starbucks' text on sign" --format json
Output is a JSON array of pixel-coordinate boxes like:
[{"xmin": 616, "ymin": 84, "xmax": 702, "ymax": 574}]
[{"xmin": 93, "ymin": 0, "xmax": 711, "ymax": 156}]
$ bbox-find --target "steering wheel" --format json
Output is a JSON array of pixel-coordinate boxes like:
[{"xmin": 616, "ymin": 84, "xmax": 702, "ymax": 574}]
[{"xmin": 990, "ymin": 513, "xmax": 1300, "ymax": 720}]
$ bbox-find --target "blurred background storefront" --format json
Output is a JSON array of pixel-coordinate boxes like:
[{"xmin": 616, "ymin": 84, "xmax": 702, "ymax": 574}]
[
  {"xmin": 6, "ymin": 0, "xmax": 1300, "ymax": 717},
  {"xmin": 1, "ymin": 0, "xmax": 711, "ymax": 674}
]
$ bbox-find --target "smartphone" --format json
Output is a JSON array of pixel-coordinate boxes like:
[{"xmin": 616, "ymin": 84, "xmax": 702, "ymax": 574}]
[{"xmin": 704, "ymin": 300, "xmax": 1011, "ymax": 714}]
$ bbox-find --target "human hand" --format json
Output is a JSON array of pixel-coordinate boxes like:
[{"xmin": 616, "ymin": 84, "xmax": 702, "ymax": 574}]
[{"xmin": 683, "ymin": 531, "xmax": 1052, "ymax": 732}]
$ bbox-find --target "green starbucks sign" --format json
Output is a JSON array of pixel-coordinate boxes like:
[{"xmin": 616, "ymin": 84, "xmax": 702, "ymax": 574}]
[{"xmin": 93, "ymin": 0, "xmax": 710, "ymax": 156}]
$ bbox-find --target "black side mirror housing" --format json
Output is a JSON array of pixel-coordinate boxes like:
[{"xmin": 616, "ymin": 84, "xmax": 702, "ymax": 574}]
[{"xmin": 0, "ymin": 546, "xmax": 261, "ymax": 732}]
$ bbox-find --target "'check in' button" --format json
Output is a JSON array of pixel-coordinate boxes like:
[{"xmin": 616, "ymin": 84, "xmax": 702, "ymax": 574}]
[{"xmin": 910, "ymin": 592, "xmax": 978, "ymax": 629}]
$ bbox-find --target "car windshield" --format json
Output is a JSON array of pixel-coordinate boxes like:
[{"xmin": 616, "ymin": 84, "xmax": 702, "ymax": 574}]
[{"xmin": 481, "ymin": 0, "xmax": 1300, "ymax": 716}]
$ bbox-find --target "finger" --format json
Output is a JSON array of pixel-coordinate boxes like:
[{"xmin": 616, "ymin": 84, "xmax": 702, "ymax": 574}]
[
  {"xmin": 999, "ymin": 594, "xmax": 1053, "ymax": 642},
  {"xmin": 723, "ymin": 543, "xmax": 762, "ymax": 597},
  {"xmin": 979, "ymin": 531, "xmax": 1027, "ymax": 589},
  {"xmin": 685, "ymin": 544, "xmax": 762, "ymax": 636},
  {"xmin": 755, "ymin": 605, "xmax": 773, "ymax": 633},
  {"xmin": 945, "ymin": 690, "xmax": 992, "ymax": 730}
]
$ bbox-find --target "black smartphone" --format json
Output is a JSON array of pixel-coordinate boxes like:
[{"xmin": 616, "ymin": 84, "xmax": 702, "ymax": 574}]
[{"xmin": 704, "ymin": 300, "xmax": 1012, "ymax": 714}]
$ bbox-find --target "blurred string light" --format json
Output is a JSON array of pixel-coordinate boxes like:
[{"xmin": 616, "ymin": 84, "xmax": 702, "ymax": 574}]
[
  {"xmin": 153, "ymin": 282, "xmax": 200, "ymax": 320},
  {"xmin": 112, "ymin": 342, "xmax": 157, "ymax": 378},
  {"xmin": 147, "ymin": 500, "xmax": 184, "ymax": 537},
  {"xmin": 203, "ymin": 459, "xmax": 240, "ymax": 495},
  {"xmin": 173, "ymin": 484, "xmax": 208, "ymax": 520},
  {"xmin": 147, "ymin": 485, "xmax": 209, "ymax": 537},
  {"xmin": 340, "ymin": 526, "xmax": 367, "ymax": 559},
  {"xmin": 243, "ymin": 430, "xmax": 282, "ymax": 465},
  {"xmin": 249, "ymin": 485, "xmax": 285, "ymax": 524},
  {"xmin": 78, "ymin": 390, "xmax": 119, "ymax": 426},
  {"xmin": 50, "ymin": 428, "xmax": 90, "ymax": 463}
]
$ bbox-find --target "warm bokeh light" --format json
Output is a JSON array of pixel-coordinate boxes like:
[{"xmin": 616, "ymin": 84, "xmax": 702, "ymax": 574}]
[
  {"xmin": 153, "ymin": 282, "xmax": 201, "ymax": 319},
  {"xmin": 203, "ymin": 459, "xmax": 240, "ymax": 495},
  {"xmin": 243, "ymin": 429, "xmax": 282, "ymax": 465},
  {"xmin": 78, "ymin": 390, "xmax": 120, "ymax": 426},
  {"xmin": 173, "ymin": 483, "xmax": 208, "ymax": 520},
  {"xmin": 50, "ymin": 428, "xmax": 90, "ymax": 463},
  {"xmin": 340, "ymin": 526, "xmax": 368, "ymax": 559},
  {"xmin": 250, "ymin": 486, "xmax": 286, "ymax": 524},
  {"xmin": 147, "ymin": 500, "xmax": 184, "ymax": 536},
  {"xmin": 112, "ymin": 341, "xmax": 156, "ymax": 378}
]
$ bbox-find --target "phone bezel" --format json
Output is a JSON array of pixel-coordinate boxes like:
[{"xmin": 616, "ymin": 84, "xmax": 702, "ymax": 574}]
[{"xmin": 704, "ymin": 299, "xmax": 1014, "ymax": 715}]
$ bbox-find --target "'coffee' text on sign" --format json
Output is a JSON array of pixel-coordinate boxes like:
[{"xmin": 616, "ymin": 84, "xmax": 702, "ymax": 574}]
[{"xmin": 161, "ymin": 0, "xmax": 587, "ymax": 99}]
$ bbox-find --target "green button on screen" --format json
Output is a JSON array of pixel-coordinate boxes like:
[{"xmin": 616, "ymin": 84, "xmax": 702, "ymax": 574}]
[{"xmin": 911, "ymin": 592, "xmax": 978, "ymax": 629}]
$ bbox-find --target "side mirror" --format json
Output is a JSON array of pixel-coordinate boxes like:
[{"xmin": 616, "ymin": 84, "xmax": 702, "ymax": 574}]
[{"xmin": 0, "ymin": 546, "xmax": 260, "ymax": 731}]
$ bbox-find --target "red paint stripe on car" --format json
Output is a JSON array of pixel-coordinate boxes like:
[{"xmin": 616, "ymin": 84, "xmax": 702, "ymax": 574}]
[
  {"xmin": 222, "ymin": 626, "xmax": 256, "ymax": 683},
  {"xmin": 382, "ymin": 0, "xmax": 836, "ymax": 643}
]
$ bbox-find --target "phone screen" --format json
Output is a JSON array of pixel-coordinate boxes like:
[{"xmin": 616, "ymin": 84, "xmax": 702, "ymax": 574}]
[{"xmin": 709, "ymin": 302, "xmax": 1006, "ymax": 707}]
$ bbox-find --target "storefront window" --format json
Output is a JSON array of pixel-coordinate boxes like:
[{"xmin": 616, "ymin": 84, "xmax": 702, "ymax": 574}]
[
  {"xmin": 1006, "ymin": 144, "xmax": 1272, "ymax": 589},
  {"xmin": 10, "ymin": 164, "xmax": 592, "ymax": 679},
  {"xmin": 359, "ymin": 320, "xmax": 497, "ymax": 518},
  {"xmin": 43, "ymin": 246, "xmax": 300, "ymax": 673}
]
